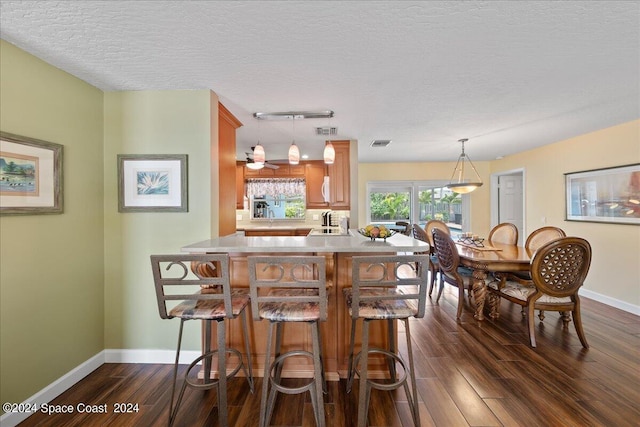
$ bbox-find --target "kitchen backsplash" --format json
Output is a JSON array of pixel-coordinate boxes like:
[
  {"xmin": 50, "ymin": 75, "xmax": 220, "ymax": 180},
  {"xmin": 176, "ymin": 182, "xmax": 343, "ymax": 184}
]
[{"xmin": 236, "ymin": 208, "xmax": 350, "ymax": 229}]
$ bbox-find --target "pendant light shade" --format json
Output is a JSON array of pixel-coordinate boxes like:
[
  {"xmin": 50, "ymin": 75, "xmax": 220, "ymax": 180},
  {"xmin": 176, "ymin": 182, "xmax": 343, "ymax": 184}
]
[
  {"xmin": 288, "ymin": 116, "xmax": 300, "ymax": 165},
  {"xmin": 324, "ymin": 141, "xmax": 335, "ymax": 164},
  {"xmin": 288, "ymin": 142, "xmax": 300, "ymax": 165},
  {"xmin": 445, "ymin": 138, "xmax": 483, "ymax": 194},
  {"xmin": 253, "ymin": 143, "xmax": 265, "ymax": 164}
]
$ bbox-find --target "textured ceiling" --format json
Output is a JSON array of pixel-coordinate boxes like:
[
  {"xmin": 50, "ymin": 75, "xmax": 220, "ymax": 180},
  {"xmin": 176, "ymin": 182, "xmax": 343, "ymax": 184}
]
[{"xmin": 1, "ymin": 1, "xmax": 638, "ymax": 163}]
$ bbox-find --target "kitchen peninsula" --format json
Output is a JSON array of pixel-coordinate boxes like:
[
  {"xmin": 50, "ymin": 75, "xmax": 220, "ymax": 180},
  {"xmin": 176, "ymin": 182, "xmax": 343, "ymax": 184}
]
[{"xmin": 181, "ymin": 230, "xmax": 428, "ymax": 380}]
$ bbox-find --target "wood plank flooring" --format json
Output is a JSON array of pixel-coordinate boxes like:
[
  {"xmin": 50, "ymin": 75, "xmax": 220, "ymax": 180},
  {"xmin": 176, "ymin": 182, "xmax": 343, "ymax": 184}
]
[{"xmin": 17, "ymin": 288, "xmax": 640, "ymax": 426}]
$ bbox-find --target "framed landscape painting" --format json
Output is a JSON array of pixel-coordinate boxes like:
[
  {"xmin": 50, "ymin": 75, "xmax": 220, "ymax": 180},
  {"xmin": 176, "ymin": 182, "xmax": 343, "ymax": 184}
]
[
  {"xmin": 0, "ymin": 132, "xmax": 63, "ymax": 215},
  {"xmin": 565, "ymin": 163, "xmax": 640, "ymax": 225},
  {"xmin": 117, "ymin": 154, "xmax": 188, "ymax": 212}
]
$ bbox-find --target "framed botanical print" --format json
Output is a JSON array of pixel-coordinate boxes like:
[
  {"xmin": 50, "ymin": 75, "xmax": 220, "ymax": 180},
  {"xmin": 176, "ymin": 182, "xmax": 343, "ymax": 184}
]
[{"xmin": 117, "ymin": 154, "xmax": 188, "ymax": 212}]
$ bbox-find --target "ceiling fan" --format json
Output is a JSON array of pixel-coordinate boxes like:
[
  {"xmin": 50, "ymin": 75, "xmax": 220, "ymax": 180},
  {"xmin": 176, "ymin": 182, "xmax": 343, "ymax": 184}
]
[{"xmin": 245, "ymin": 147, "xmax": 281, "ymax": 170}]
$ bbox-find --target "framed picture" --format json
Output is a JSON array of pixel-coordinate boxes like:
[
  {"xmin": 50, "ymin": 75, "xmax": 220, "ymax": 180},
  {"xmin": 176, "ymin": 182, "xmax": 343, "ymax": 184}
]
[
  {"xmin": 117, "ymin": 154, "xmax": 188, "ymax": 212},
  {"xmin": 565, "ymin": 163, "xmax": 640, "ymax": 225},
  {"xmin": 0, "ymin": 132, "xmax": 63, "ymax": 215}
]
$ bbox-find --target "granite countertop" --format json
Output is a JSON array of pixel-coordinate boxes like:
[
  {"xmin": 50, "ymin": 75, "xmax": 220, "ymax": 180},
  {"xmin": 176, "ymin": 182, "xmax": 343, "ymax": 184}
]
[{"xmin": 182, "ymin": 229, "xmax": 428, "ymax": 253}]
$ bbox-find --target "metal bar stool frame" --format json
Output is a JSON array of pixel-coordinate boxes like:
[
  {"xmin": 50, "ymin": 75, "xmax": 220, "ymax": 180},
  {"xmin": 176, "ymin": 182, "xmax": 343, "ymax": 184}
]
[
  {"xmin": 345, "ymin": 254, "xmax": 429, "ymax": 427},
  {"xmin": 150, "ymin": 254, "xmax": 254, "ymax": 427},
  {"xmin": 247, "ymin": 255, "xmax": 328, "ymax": 427}
]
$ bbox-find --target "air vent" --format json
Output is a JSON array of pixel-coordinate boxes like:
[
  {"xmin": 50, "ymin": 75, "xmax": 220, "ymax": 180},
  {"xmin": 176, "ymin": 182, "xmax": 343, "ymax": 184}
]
[
  {"xmin": 371, "ymin": 140, "xmax": 392, "ymax": 147},
  {"xmin": 315, "ymin": 127, "xmax": 338, "ymax": 136}
]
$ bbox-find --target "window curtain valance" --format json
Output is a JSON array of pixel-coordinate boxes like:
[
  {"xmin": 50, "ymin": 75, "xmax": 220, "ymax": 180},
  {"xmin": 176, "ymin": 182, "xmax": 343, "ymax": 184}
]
[{"xmin": 246, "ymin": 178, "xmax": 305, "ymax": 199}]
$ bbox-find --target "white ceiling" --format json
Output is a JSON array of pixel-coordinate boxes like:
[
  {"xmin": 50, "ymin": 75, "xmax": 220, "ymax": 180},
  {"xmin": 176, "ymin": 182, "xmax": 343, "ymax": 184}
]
[{"xmin": 1, "ymin": 1, "xmax": 638, "ymax": 163}]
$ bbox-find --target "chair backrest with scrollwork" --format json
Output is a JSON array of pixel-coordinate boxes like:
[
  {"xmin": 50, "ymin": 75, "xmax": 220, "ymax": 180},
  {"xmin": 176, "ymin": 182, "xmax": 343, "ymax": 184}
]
[
  {"xmin": 150, "ymin": 253, "xmax": 233, "ymax": 320},
  {"xmin": 530, "ymin": 237, "xmax": 592, "ymax": 298},
  {"xmin": 247, "ymin": 255, "xmax": 327, "ymax": 322},
  {"xmin": 350, "ymin": 254, "xmax": 429, "ymax": 319}
]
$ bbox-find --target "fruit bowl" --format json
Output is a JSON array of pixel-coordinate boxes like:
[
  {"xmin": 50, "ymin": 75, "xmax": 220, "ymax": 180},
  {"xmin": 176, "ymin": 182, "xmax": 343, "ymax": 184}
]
[{"xmin": 358, "ymin": 225, "xmax": 396, "ymax": 241}]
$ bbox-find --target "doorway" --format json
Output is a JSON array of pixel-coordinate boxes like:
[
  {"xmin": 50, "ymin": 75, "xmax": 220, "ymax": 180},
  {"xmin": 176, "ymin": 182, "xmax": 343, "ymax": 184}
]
[{"xmin": 490, "ymin": 169, "xmax": 525, "ymax": 245}]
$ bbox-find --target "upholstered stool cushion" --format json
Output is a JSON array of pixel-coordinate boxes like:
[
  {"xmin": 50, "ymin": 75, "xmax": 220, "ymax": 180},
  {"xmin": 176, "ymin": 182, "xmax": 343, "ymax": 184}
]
[
  {"xmin": 258, "ymin": 289, "xmax": 321, "ymax": 322},
  {"xmin": 488, "ymin": 280, "xmax": 571, "ymax": 304},
  {"xmin": 344, "ymin": 288, "xmax": 418, "ymax": 319},
  {"xmin": 169, "ymin": 289, "xmax": 250, "ymax": 320}
]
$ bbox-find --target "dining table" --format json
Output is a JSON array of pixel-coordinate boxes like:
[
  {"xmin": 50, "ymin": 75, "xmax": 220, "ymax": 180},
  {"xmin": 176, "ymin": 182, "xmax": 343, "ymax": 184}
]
[{"xmin": 455, "ymin": 239, "xmax": 532, "ymax": 320}]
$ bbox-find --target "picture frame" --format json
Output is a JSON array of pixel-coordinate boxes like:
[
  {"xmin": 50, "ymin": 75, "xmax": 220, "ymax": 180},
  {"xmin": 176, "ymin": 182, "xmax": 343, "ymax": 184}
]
[
  {"xmin": 1, "ymin": 131, "xmax": 63, "ymax": 215},
  {"xmin": 565, "ymin": 163, "xmax": 640, "ymax": 225},
  {"xmin": 117, "ymin": 154, "xmax": 188, "ymax": 212}
]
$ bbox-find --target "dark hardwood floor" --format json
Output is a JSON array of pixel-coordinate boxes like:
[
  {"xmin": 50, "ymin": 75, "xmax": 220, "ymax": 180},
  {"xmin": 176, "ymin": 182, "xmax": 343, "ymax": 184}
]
[{"xmin": 18, "ymin": 288, "xmax": 640, "ymax": 426}]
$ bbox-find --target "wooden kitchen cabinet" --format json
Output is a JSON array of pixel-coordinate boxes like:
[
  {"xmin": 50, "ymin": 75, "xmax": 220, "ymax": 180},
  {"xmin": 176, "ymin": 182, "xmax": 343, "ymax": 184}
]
[
  {"xmin": 243, "ymin": 163, "xmax": 305, "ymax": 177},
  {"xmin": 327, "ymin": 141, "xmax": 350, "ymax": 209},
  {"xmin": 238, "ymin": 143, "xmax": 349, "ymax": 210},
  {"xmin": 305, "ymin": 160, "xmax": 328, "ymax": 209},
  {"xmin": 236, "ymin": 162, "xmax": 245, "ymax": 209}
]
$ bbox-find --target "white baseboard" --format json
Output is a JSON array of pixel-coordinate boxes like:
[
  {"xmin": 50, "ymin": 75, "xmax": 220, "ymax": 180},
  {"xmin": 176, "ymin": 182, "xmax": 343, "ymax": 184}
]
[
  {"xmin": 0, "ymin": 351, "xmax": 105, "ymax": 427},
  {"xmin": 581, "ymin": 289, "xmax": 640, "ymax": 315},
  {"xmin": 0, "ymin": 349, "xmax": 202, "ymax": 427},
  {"xmin": 104, "ymin": 348, "xmax": 201, "ymax": 364}
]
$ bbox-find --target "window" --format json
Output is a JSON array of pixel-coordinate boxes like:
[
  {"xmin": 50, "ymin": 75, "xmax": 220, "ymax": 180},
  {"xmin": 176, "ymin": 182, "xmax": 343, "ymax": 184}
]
[{"xmin": 367, "ymin": 181, "xmax": 467, "ymax": 232}]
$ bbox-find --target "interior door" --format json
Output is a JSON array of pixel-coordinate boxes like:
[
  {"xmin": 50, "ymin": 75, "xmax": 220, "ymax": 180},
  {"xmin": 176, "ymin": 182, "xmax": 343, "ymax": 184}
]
[{"xmin": 498, "ymin": 173, "xmax": 524, "ymax": 245}]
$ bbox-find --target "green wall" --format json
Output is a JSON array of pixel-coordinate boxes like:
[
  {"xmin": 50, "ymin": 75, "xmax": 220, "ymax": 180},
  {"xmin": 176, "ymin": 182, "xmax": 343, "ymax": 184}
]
[
  {"xmin": 0, "ymin": 40, "xmax": 217, "ymax": 410},
  {"xmin": 103, "ymin": 90, "xmax": 215, "ymax": 351},
  {"xmin": 0, "ymin": 41, "xmax": 105, "ymax": 406}
]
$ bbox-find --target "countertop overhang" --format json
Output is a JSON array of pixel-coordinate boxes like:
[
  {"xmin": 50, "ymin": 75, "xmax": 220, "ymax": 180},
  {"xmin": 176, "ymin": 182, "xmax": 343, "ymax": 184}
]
[{"xmin": 182, "ymin": 229, "xmax": 428, "ymax": 253}]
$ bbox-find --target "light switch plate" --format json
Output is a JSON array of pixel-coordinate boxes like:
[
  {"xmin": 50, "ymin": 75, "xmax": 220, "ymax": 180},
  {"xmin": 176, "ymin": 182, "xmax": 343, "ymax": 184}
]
[{"xmin": 313, "ymin": 214, "xmax": 319, "ymax": 220}]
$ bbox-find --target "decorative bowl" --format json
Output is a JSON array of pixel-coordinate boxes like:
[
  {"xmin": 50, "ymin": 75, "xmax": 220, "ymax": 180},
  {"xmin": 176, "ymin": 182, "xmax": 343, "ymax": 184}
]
[{"xmin": 358, "ymin": 225, "xmax": 396, "ymax": 241}]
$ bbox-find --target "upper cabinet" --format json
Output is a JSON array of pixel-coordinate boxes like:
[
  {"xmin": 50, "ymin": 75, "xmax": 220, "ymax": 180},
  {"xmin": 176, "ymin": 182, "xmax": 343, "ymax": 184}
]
[
  {"xmin": 244, "ymin": 163, "xmax": 305, "ymax": 177},
  {"xmin": 305, "ymin": 160, "xmax": 328, "ymax": 209},
  {"xmin": 327, "ymin": 141, "xmax": 351, "ymax": 210},
  {"xmin": 236, "ymin": 162, "xmax": 245, "ymax": 209},
  {"xmin": 236, "ymin": 140, "xmax": 350, "ymax": 210}
]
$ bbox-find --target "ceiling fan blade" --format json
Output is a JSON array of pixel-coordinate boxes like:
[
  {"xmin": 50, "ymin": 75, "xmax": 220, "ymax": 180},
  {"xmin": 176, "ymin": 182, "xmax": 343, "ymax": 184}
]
[{"xmin": 264, "ymin": 162, "xmax": 280, "ymax": 169}]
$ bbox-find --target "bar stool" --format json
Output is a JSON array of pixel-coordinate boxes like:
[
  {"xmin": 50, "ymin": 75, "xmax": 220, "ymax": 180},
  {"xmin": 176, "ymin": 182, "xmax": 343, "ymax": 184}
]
[
  {"xmin": 150, "ymin": 254, "xmax": 254, "ymax": 427},
  {"xmin": 247, "ymin": 255, "xmax": 327, "ymax": 427},
  {"xmin": 345, "ymin": 254, "xmax": 429, "ymax": 427}
]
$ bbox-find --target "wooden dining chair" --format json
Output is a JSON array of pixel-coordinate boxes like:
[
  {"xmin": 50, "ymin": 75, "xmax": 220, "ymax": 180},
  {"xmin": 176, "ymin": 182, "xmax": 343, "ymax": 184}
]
[
  {"xmin": 424, "ymin": 220, "xmax": 451, "ymax": 297},
  {"xmin": 395, "ymin": 221, "xmax": 412, "ymax": 236},
  {"xmin": 488, "ymin": 222, "xmax": 519, "ymax": 245},
  {"xmin": 487, "ymin": 237, "xmax": 592, "ymax": 348},
  {"xmin": 431, "ymin": 228, "xmax": 475, "ymax": 319},
  {"xmin": 500, "ymin": 226, "xmax": 567, "ymax": 320}
]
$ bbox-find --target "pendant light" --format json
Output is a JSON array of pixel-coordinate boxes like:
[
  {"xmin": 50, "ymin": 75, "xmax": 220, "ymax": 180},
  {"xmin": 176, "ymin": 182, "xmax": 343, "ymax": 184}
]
[
  {"xmin": 253, "ymin": 143, "xmax": 265, "ymax": 165},
  {"xmin": 288, "ymin": 116, "xmax": 300, "ymax": 165},
  {"xmin": 445, "ymin": 138, "xmax": 483, "ymax": 194},
  {"xmin": 249, "ymin": 118, "xmax": 265, "ymax": 169},
  {"xmin": 323, "ymin": 141, "xmax": 335, "ymax": 164}
]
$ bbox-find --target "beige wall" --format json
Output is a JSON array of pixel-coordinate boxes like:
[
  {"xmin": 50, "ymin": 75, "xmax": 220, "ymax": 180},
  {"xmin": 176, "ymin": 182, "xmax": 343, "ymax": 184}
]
[
  {"xmin": 0, "ymin": 41, "xmax": 105, "ymax": 406},
  {"xmin": 358, "ymin": 120, "xmax": 640, "ymax": 307},
  {"xmin": 491, "ymin": 120, "xmax": 640, "ymax": 306},
  {"xmin": 103, "ymin": 90, "xmax": 216, "ymax": 350}
]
